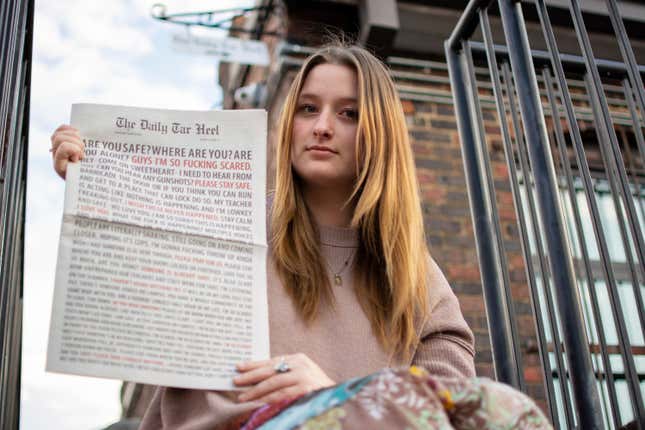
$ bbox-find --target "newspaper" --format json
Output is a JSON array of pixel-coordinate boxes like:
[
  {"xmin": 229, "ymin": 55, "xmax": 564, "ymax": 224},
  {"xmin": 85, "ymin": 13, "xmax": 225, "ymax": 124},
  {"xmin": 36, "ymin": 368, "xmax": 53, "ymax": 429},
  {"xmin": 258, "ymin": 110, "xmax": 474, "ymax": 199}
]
[{"xmin": 46, "ymin": 103, "xmax": 269, "ymax": 390}]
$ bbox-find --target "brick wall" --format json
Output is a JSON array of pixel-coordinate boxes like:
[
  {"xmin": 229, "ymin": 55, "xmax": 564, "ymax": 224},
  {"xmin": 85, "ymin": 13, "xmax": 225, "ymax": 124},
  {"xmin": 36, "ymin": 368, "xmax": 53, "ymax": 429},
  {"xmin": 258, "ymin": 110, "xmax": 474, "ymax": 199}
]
[
  {"xmin": 404, "ymin": 99, "xmax": 488, "ymax": 371},
  {"xmin": 402, "ymin": 96, "xmax": 546, "ymax": 408}
]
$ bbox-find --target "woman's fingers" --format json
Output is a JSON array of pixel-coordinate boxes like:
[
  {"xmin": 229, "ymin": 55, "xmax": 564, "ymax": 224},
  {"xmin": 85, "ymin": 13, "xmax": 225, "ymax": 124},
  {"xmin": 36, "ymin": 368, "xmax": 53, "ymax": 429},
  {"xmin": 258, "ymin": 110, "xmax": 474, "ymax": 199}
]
[
  {"xmin": 50, "ymin": 125, "xmax": 84, "ymax": 179},
  {"xmin": 236, "ymin": 358, "xmax": 273, "ymax": 372},
  {"xmin": 256, "ymin": 385, "xmax": 303, "ymax": 405},
  {"xmin": 234, "ymin": 353, "xmax": 334, "ymax": 404},
  {"xmin": 50, "ymin": 125, "xmax": 80, "ymax": 142},
  {"xmin": 51, "ymin": 130, "xmax": 83, "ymax": 156},
  {"xmin": 233, "ymin": 363, "xmax": 277, "ymax": 387},
  {"xmin": 54, "ymin": 142, "xmax": 83, "ymax": 179},
  {"xmin": 52, "ymin": 124, "xmax": 78, "ymax": 134},
  {"xmin": 237, "ymin": 372, "xmax": 298, "ymax": 402},
  {"xmin": 234, "ymin": 355, "xmax": 292, "ymax": 386}
]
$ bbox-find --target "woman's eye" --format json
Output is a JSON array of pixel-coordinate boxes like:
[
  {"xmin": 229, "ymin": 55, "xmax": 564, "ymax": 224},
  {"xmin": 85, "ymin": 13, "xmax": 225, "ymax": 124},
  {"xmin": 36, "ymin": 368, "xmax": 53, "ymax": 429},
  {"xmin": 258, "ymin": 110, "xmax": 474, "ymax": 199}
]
[
  {"xmin": 340, "ymin": 108, "xmax": 358, "ymax": 120},
  {"xmin": 299, "ymin": 104, "xmax": 317, "ymax": 113}
]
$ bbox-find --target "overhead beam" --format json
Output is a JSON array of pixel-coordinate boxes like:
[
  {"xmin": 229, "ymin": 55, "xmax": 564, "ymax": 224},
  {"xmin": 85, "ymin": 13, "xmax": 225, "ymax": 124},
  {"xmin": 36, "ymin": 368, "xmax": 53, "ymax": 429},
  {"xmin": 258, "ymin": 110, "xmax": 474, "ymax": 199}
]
[{"xmin": 359, "ymin": 0, "xmax": 399, "ymax": 55}]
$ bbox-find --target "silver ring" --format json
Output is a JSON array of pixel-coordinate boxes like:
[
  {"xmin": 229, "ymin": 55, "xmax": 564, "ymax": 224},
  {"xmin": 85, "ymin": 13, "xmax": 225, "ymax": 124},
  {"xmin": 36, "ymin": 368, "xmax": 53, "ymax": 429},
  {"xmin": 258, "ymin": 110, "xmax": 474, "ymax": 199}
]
[{"xmin": 274, "ymin": 357, "xmax": 291, "ymax": 373}]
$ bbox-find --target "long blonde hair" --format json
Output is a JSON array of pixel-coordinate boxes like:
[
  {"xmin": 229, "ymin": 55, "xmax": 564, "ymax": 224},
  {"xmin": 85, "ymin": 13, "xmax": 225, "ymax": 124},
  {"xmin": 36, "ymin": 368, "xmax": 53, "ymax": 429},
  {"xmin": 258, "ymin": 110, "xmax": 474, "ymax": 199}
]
[{"xmin": 270, "ymin": 44, "xmax": 429, "ymax": 360}]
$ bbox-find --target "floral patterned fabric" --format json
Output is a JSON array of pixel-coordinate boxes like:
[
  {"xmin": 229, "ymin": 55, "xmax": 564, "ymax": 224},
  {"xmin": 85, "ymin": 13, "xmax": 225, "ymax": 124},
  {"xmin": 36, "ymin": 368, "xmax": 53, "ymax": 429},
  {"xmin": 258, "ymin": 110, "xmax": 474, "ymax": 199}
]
[{"xmin": 241, "ymin": 367, "xmax": 552, "ymax": 430}]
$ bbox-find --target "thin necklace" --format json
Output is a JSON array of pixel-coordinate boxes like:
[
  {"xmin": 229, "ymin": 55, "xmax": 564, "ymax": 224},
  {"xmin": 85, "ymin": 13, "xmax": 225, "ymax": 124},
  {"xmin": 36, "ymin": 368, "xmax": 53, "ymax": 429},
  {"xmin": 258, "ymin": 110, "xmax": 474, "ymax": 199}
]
[{"xmin": 326, "ymin": 247, "xmax": 357, "ymax": 286}]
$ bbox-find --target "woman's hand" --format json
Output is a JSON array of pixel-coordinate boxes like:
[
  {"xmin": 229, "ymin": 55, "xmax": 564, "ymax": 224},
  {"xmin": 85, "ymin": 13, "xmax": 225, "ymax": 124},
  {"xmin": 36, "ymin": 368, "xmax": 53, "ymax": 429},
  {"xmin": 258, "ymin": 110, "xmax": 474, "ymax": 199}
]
[
  {"xmin": 234, "ymin": 353, "xmax": 335, "ymax": 404},
  {"xmin": 50, "ymin": 124, "xmax": 85, "ymax": 179}
]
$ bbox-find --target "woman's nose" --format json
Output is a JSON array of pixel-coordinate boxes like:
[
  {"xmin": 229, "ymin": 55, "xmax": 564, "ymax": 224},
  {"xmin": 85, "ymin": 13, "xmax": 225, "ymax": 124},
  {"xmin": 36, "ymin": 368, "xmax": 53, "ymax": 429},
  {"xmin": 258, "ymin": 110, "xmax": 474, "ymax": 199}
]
[{"xmin": 313, "ymin": 110, "xmax": 334, "ymax": 139}]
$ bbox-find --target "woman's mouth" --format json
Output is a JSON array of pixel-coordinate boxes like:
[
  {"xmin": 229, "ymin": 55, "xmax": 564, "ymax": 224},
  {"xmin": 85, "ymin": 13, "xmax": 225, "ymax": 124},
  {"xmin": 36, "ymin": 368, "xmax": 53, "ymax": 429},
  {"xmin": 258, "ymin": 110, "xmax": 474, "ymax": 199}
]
[{"xmin": 307, "ymin": 145, "xmax": 336, "ymax": 153}]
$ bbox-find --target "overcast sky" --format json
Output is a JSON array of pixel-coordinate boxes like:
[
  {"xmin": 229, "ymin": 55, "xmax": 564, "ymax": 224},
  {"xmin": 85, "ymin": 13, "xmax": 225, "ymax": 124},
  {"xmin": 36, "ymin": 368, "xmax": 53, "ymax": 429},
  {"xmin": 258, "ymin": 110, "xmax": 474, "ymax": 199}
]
[{"xmin": 23, "ymin": 1, "xmax": 253, "ymax": 428}]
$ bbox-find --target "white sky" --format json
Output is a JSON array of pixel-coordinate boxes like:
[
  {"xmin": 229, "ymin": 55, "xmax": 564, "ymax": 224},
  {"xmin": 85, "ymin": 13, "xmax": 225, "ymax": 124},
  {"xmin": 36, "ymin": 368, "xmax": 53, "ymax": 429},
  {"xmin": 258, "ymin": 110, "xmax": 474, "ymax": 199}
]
[{"xmin": 23, "ymin": 1, "xmax": 253, "ymax": 428}]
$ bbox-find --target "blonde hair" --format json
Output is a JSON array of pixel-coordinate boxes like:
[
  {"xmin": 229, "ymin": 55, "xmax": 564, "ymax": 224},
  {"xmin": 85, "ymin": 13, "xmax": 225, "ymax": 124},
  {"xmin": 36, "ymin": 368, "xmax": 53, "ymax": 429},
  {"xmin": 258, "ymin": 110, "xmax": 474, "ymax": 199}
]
[{"xmin": 270, "ymin": 44, "xmax": 429, "ymax": 360}]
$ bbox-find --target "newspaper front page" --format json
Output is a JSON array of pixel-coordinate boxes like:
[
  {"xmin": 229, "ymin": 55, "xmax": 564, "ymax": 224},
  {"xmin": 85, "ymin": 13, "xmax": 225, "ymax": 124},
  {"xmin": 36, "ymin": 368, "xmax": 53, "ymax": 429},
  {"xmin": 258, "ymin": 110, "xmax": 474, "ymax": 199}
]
[{"xmin": 46, "ymin": 103, "xmax": 269, "ymax": 390}]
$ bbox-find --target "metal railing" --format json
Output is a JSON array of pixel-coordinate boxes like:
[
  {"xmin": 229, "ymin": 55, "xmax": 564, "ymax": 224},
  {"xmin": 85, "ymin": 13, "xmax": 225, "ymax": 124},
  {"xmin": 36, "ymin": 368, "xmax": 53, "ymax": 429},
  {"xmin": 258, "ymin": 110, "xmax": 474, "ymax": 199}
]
[
  {"xmin": 0, "ymin": 0, "xmax": 33, "ymax": 428},
  {"xmin": 446, "ymin": 1, "xmax": 644, "ymax": 429}
]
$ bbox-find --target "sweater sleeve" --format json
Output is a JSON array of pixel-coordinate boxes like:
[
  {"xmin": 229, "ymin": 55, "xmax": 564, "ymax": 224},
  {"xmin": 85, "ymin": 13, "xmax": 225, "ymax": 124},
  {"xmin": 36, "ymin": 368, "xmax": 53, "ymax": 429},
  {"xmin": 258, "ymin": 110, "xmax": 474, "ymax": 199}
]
[{"xmin": 412, "ymin": 257, "xmax": 476, "ymax": 378}]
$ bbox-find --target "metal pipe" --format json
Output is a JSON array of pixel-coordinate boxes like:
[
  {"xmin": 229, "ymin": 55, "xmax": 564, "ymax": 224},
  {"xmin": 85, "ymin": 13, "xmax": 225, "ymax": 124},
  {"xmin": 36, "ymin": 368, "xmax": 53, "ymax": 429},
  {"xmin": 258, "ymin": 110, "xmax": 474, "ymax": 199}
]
[
  {"xmin": 584, "ymin": 74, "xmax": 645, "ymax": 426},
  {"xmin": 534, "ymin": 0, "xmax": 644, "ymax": 425},
  {"xmin": 623, "ymin": 79, "xmax": 645, "ymax": 201},
  {"xmin": 467, "ymin": 41, "xmax": 645, "ymax": 76},
  {"xmin": 0, "ymin": 1, "xmax": 18, "ymax": 170},
  {"xmin": 0, "ymin": 0, "xmax": 20, "ymax": 371},
  {"xmin": 394, "ymin": 85, "xmax": 637, "ymax": 126},
  {"xmin": 605, "ymin": 0, "xmax": 645, "ymax": 131},
  {"xmin": 446, "ymin": 0, "xmax": 495, "ymax": 51},
  {"xmin": 445, "ymin": 39, "xmax": 522, "ymax": 387},
  {"xmin": 572, "ymin": 0, "xmax": 645, "ymax": 418},
  {"xmin": 464, "ymin": 40, "xmax": 526, "ymax": 391},
  {"xmin": 496, "ymin": 1, "xmax": 604, "ymax": 427},
  {"xmin": 543, "ymin": 68, "xmax": 621, "ymax": 429},
  {"xmin": 620, "ymin": 82, "xmax": 645, "ymax": 340},
  {"xmin": 620, "ymin": 84, "xmax": 645, "ymax": 225},
  {"xmin": 567, "ymin": 0, "xmax": 645, "ymax": 284},
  {"xmin": 0, "ymin": 1, "xmax": 30, "ymax": 427},
  {"xmin": 502, "ymin": 63, "xmax": 573, "ymax": 428},
  {"xmin": 481, "ymin": 5, "xmax": 559, "ymax": 418}
]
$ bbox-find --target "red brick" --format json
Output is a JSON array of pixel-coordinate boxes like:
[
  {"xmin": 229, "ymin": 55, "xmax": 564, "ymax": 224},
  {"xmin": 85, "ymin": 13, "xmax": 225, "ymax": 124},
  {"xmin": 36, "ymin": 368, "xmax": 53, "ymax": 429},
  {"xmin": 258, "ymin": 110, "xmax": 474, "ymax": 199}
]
[
  {"xmin": 446, "ymin": 264, "xmax": 482, "ymax": 283},
  {"xmin": 421, "ymin": 186, "xmax": 447, "ymax": 203},
  {"xmin": 517, "ymin": 315, "xmax": 536, "ymax": 331},
  {"xmin": 436, "ymin": 104, "xmax": 454, "ymax": 116},
  {"xmin": 416, "ymin": 168, "xmax": 436, "ymax": 184},
  {"xmin": 493, "ymin": 163, "xmax": 510, "ymax": 180},
  {"xmin": 508, "ymin": 254, "xmax": 526, "ymax": 269},
  {"xmin": 524, "ymin": 366, "xmax": 543, "ymax": 383},
  {"xmin": 458, "ymin": 294, "xmax": 486, "ymax": 313},
  {"xmin": 401, "ymin": 100, "xmax": 415, "ymax": 115},
  {"xmin": 497, "ymin": 190, "xmax": 515, "ymax": 206},
  {"xmin": 499, "ymin": 207, "xmax": 517, "ymax": 221},
  {"xmin": 475, "ymin": 363, "xmax": 495, "ymax": 378}
]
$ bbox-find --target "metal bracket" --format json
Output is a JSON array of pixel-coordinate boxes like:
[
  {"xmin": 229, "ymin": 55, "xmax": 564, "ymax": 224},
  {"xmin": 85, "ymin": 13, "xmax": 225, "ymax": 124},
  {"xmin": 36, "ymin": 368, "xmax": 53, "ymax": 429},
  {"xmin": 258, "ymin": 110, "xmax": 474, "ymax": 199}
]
[{"xmin": 150, "ymin": 3, "xmax": 283, "ymax": 37}]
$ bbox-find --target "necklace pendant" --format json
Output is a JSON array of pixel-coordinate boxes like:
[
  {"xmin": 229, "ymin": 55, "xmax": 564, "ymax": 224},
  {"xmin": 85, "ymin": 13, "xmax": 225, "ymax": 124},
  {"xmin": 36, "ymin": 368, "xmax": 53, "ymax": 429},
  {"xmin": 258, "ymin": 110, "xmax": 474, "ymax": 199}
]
[{"xmin": 334, "ymin": 274, "xmax": 342, "ymax": 286}]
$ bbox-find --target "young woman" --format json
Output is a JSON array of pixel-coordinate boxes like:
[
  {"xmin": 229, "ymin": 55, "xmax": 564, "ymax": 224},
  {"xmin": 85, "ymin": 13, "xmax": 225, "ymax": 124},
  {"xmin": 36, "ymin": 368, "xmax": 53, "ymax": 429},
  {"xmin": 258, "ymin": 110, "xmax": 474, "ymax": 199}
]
[{"xmin": 51, "ymin": 44, "xmax": 476, "ymax": 429}]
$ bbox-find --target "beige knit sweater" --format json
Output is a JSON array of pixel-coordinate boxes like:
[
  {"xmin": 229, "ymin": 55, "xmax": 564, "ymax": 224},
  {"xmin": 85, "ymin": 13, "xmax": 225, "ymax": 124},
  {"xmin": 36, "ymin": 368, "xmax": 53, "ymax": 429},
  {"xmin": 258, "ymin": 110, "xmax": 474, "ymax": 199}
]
[{"xmin": 139, "ymin": 224, "xmax": 475, "ymax": 430}]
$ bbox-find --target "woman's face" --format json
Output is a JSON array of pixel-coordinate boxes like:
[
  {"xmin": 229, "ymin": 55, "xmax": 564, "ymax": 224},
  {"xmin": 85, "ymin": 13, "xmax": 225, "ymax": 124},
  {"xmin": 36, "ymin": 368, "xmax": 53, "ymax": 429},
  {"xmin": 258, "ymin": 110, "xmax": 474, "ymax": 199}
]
[{"xmin": 290, "ymin": 63, "xmax": 359, "ymax": 194}]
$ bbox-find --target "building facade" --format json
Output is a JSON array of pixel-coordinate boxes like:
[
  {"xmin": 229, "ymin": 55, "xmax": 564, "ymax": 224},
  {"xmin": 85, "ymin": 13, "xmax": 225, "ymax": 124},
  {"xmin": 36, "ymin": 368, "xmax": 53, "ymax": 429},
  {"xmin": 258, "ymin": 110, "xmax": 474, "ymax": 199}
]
[
  {"xmin": 215, "ymin": 0, "xmax": 645, "ymax": 428},
  {"xmin": 119, "ymin": 1, "xmax": 644, "ymax": 428}
]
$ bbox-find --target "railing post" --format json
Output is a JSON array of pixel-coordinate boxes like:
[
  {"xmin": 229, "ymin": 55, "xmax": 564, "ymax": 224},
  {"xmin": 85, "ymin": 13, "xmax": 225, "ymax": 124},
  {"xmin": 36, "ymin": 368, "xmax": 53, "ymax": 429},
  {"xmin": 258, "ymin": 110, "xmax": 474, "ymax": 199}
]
[
  {"xmin": 0, "ymin": 0, "xmax": 32, "ymax": 428},
  {"xmin": 496, "ymin": 0, "xmax": 604, "ymax": 428},
  {"xmin": 445, "ymin": 36, "xmax": 522, "ymax": 389}
]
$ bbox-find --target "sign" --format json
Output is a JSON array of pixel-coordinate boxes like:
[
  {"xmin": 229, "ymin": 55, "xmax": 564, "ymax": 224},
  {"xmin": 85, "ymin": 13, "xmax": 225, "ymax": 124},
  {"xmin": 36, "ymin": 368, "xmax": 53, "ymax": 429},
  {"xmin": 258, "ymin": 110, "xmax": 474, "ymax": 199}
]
[{"xmin": 171, "ymin": 33, "xmax": 270, "ymax": 66}]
